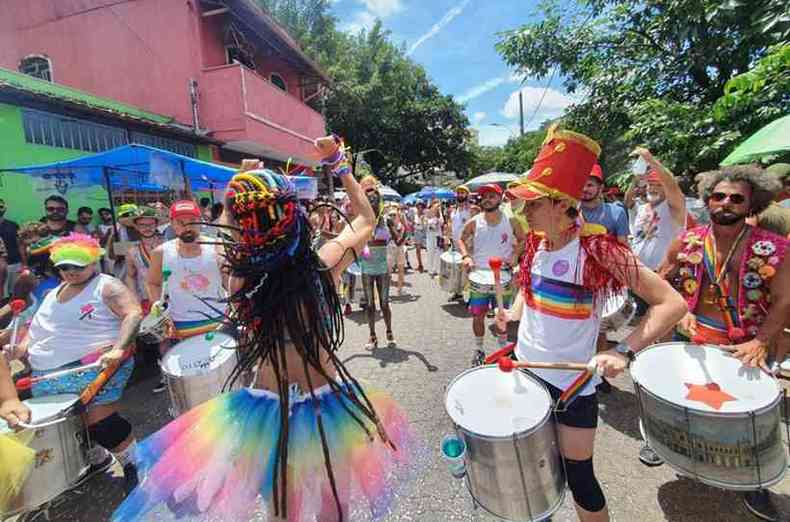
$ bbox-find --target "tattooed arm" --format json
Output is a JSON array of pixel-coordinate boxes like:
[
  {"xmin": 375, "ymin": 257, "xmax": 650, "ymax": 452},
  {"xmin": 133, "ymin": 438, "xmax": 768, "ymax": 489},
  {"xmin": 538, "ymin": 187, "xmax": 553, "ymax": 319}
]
[{"xmin": 100, "ymin": 277, "xmax": 143, "ymax": 366}]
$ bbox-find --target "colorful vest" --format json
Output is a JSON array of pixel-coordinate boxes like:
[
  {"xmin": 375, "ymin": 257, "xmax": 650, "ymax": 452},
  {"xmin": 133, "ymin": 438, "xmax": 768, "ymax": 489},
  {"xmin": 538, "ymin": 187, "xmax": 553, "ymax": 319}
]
[{"xmin": 673, "ymin": 225, "xmax": 788, "ymax": 341}]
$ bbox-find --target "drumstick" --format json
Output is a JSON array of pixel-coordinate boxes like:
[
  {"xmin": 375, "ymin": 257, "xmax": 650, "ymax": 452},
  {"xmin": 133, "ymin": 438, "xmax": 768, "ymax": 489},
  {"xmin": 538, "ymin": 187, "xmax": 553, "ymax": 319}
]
[
  {"xmin": 14, "ymin": 362, "xmax": 102, "ymax": 391},
  {"xmin": 497, "ymin": 357, "xmax": 596, "ymax": 373},
  {"xmin": 484, "ymin": 342, "xmax": 516, "ymax": 364},
  {"xmin": 7, "ymin": 299, "xmax": 27, "ymax": 354}
]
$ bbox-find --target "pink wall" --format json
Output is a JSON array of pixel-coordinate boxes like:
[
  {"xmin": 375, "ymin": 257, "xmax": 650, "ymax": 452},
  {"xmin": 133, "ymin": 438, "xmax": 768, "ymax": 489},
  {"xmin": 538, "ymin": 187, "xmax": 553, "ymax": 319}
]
[{"xmin": 0, "ymin": 0, "xmax": 203, "ymax": 126}]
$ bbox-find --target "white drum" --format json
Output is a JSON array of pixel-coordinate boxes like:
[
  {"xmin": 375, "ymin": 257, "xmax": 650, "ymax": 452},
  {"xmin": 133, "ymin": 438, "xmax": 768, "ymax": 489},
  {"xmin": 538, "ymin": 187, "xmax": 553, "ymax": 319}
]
[
  {"xmin": 631, "ymin": 343, "xmax": 786, "ymax": 490},
  {"xmin": 161, "ymin": 332, "xmax": 240, "ymax": 417},
  {"xmin": 0, "ymin": 394, "xmax": 88, "ymax": 517},
  {"xmin": 600, "ymin": 291, "xmax": 635, "ymax": 332},
  {"xmin": 468, "ymin": 268, "xmax": 512, "ymax": 295},
  {"xmin": 445, "ymin": 366, "xmax": 564, "ymax": 521}
]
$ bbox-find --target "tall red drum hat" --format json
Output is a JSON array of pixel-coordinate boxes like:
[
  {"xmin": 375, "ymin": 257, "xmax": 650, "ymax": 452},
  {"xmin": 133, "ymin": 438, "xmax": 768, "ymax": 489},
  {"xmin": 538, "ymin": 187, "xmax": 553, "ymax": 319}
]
[{"xmin": 507, "ymin": 125, "xmax": 601, "ymax": 203}]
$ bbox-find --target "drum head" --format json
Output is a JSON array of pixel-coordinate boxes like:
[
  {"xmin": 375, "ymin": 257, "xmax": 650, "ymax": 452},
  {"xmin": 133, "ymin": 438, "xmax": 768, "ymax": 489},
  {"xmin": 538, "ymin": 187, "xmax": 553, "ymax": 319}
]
[
  {"xmin": 631, "ymin": 343, "xmax": 779, "ymax": 413},
  {"xmin": 445, "ymin": 366, "xmax": 551, "ymax": 438},
  {"xmin": 441, "ymin": 251, "xmax": 462, "ymax": 263},
  {"xmin": 162, "ymin": 332, "xmax": 237, "ymax": 377},
  {"xmin": 0, "ymin": 394, "xmax": 80, "ymax": 433}
]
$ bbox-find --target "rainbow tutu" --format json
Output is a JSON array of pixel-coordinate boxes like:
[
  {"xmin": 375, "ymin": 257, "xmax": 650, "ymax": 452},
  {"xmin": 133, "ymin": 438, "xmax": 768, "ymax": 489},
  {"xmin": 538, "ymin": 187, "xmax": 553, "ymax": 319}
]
[{"xmin": 113, "ymin": 383, "xmax": 418, "ymax": 522}]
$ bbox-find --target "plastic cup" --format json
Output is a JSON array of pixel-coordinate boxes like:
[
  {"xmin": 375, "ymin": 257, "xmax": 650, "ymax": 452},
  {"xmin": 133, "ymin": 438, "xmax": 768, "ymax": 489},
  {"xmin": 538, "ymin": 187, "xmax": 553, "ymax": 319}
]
[{"xmin": 441, "ymin": 434, "xmax": 466, "ymax": 478}]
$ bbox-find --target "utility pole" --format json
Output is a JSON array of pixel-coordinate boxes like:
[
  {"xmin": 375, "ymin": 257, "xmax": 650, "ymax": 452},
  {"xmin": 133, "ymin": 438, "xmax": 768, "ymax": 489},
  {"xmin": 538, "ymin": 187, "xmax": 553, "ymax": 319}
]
[{"xmin": 519, "ymin": 91, "xmax": 525, "ymax": 137}]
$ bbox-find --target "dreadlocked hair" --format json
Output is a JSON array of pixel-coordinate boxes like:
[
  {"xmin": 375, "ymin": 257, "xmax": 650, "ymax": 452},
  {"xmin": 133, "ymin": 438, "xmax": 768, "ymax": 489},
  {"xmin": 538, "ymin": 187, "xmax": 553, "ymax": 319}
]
[{"xmin": 220, "ymin": 169, "xmax": 393, "ymax": 521}]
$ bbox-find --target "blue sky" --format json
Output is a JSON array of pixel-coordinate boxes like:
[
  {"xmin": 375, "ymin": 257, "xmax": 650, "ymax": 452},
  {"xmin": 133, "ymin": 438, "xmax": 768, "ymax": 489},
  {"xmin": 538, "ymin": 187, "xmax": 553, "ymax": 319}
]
[{"xmin": 330, "ymin": 0, "xmax": 578, "ymax": 147}]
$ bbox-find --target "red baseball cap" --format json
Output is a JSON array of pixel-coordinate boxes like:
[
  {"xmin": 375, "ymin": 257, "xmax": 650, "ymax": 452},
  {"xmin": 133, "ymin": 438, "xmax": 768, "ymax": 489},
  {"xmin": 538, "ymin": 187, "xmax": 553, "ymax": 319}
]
[
  {"xmin": 170, "ymin": 200, "xmax": 201, "ymax": 220},
  {"xmin": 478, "ymin": 184, "xmax": 503, "ymax": 196},
  {"xmin": 589, "ymin": 164, "xmax": 603, "ymax": 182},
  {"xmin": 645, "ymin": 170, "xmax": 661, "ymax": 183}
]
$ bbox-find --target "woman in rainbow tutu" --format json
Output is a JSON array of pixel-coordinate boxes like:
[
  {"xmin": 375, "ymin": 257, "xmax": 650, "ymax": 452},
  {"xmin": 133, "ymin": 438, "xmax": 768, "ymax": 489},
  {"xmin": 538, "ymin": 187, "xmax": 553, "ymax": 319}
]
[{"xmin": 113, "ymin": 136, "xmax": 418, "ymax": 522}]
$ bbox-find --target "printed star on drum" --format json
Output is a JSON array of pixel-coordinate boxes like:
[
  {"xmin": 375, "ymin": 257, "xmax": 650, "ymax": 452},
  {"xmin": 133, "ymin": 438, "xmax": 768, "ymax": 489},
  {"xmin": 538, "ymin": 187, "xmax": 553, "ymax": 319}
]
[{"xmin": 684, "ymin": 382, "xmax": 737, "ymax": 410}]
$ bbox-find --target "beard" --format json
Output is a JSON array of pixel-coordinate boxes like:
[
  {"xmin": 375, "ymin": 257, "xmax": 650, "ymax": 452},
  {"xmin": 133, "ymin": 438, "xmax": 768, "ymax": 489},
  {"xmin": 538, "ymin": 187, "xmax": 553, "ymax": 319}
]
[
  {"xmin": 482, "ymin": 202, "xmax": 501, "ymax": 213},
  {"xmin": 710, "ymin": 209, "xmax": 746, "ymax": 226},
  {"xmin": 646, "ymin": 193, "xmax": 664, "ymax": 204},
  {"xmin": 179, "ymin": 231, "xmax": 197, "ymax": 243},
  {"xmin": 48, "ymin": 212, "xmax": 66, "ymax": 222},
  {"xmin": 457, "ymin": 196, "xmax": 467, "ymax": 204}
]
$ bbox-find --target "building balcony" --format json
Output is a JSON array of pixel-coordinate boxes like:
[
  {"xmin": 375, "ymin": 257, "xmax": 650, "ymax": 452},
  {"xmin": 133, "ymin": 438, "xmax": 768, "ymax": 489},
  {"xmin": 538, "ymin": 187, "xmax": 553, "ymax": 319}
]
[{"xmin": 199, "ymin": 64, "xmax": 325, "ymax": 165}]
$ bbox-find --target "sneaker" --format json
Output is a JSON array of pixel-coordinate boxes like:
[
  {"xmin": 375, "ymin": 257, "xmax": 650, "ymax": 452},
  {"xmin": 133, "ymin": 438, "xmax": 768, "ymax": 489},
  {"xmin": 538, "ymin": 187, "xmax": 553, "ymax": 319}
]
[
  {"xmin": 152, "ymin": 378, "xmax": 167, "ymax": 394},
  {"xmin": 75, "ymin": 453, "xmax": 115, "ymax": 486},
  {"xmin": 123, "ymin": 463, "xmax": 139, "ymax": 495},
  {"xmin": 344, "ymin": 303, "xmax": 352, "ymax": 316},
  {"xmin": 743, "ymin": 490, "xmax": 778, "ymax": 521},
  {"xmin": 471, "ymin": 350, "xmax": 486, "ymax": 368},
  {"xmin": 638, "ymin": 444, "xmax": 664, "ymax": 467},
  {"xmin": 596, "ymin": 377, "xmax": 612, "ymax": 394}
]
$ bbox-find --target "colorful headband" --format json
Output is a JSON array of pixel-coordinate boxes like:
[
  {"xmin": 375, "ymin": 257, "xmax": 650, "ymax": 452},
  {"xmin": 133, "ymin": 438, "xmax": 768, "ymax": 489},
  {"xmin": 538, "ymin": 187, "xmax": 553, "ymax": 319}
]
[{"xmin": 50, "ymin": 232, "xmax": 105, "ymax": 267}]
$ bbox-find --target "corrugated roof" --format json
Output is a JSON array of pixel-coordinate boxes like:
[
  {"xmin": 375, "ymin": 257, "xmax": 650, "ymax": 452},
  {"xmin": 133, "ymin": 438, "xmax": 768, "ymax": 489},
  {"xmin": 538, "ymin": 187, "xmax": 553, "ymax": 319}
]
[{"xmin": 0, "ymin": 67, "xmax": 173, "ymax": 125}]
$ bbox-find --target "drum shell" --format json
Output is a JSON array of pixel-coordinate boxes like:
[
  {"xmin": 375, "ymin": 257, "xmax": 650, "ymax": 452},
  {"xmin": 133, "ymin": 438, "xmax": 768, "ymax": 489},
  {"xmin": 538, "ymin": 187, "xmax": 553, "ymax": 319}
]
[
  {"xmin": 1, "ymin": 396, "xmax": 88, "ymax": 517},
  {"xmin": 636, "ymin": 384, "xmax": 786, "ymax": 490},
  {"xmin": 439, "ymin": 252, "xmax": 465, "ymax": 294},
  {"xmin": 445, "ymin": 369, "xmax": 565, "ymax": 521},
  {"xmin": 162, "ymin": 341, "xmax": 241, "ymax": 417},
  {"xmin": 469, "ymin": 269, "xmax": 512, "ymax": 295},
  {"xmin": 600, "ymin": 295, "xmax": 635, "ymax": 332}
]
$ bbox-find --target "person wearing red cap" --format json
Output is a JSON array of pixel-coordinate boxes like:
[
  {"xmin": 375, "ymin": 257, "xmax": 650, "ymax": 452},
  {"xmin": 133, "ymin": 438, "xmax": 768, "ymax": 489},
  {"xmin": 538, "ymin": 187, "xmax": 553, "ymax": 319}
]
[
  {"xmin": 497, "ymin": 126, "xmax": 687, "ymax": 522},
  {"xmin": 146, "ymin": 200, "xmax": 227, "ymax": 390},
  {"xmin": 457, "ymin": 183, "xmax": 525, "ymax": 365},
  {"xmin": 580, "ymin": 164, "xmax": 629, "ymax": 243}
]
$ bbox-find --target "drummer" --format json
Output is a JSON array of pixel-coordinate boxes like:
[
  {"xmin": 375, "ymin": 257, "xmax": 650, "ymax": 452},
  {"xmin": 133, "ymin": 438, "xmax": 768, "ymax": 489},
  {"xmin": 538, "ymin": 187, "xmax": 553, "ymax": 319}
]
[
  {"xmin": 457, "ymin": 183, "xmax": 525, "ymax": 366},
  {"xmin": 448, "ymin": 185, "xmax": 472, "ymax": 301},
  {"xmin": 497, "ymin": 126, "xmax": 686, "ymax": 522},
  {"xmin": 5, "ymin": 233, "xmax": 142, "ymax": 491},
  {"xmin": 656, "ymin": 164, "xmax": 789, "ymax": 521}
]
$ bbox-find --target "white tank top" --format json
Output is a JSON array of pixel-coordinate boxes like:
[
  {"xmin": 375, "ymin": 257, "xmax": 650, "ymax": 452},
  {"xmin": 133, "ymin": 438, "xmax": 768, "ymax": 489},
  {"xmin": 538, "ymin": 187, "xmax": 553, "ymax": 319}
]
[
  {"xmin": 515, "ymin": 238, "xmax": 603, "ymax": 395},
  {"xmin": 631, "ymin": 200, "xmax": 683, "ymax": 270},
  {"xmin": 28, "ymin": 274, "xmax": 122, "ymax": 370},
  {"xmin": 451, "ymin": 207, "xmax": 471, "ymax": 243},
  {"xmin": 162, "ymin": 239, "xmax": 227, "ymax": 323},
  {"xmin": 472, "ymin": 212, "xmax": 514, "ymax": 267}
]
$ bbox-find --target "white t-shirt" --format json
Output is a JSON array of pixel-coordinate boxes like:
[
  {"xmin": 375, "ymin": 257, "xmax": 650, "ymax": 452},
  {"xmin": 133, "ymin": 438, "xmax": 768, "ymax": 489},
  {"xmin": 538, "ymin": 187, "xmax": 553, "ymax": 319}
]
[
  {"xmin": 471, "ymin": 212, "xmax": 514, "ymax": 268},
  {"xmin": 28, "ymin": 274, "xmax": 122, "ymax": 370},
  {"xmin": 451, "ymin": 206, "xmax": 471, "ymax": 243},
  {"xmin": 516, "ymin": 238, "xmax": 603, "ymax": 395},
  {"xmin": 163, "ymin": 239, "xmax": 227, "ymax": 323},
  {"xmin": 630, "ymin": 200, "xmax": 683, "ymax": 270}
]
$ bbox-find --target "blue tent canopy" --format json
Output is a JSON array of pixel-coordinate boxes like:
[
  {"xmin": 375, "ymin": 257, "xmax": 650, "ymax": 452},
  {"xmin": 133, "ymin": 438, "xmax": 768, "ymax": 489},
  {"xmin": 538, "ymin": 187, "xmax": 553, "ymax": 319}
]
[
  {"xmin": 418, "ymin": 186, "xmax": 455, "ymax": 201},
  {"xmin": 3, "ymin": 144, "xmax": 237, "ymax": 191}
]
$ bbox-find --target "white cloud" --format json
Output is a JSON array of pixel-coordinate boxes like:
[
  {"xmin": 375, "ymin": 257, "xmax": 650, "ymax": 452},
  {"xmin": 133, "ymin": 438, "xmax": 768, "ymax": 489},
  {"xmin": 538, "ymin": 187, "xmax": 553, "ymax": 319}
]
[
  {"xmin": 343, "ymin": 10, "xmax": 378, "ymax": 34},
  {"xmin": 501, "ymin": 86, "xmax": 576, "ymax": 128},
  {"xmin": 471, "ymin": 111, "xmax": 486, "ymax": 124},
  {"xmin": 407, "ymin": 0, "xmax": 472, "ymax": 56},
  {"xmin": 342, "ymin": 0, "xmax": 403, "ymax": 34},
  {"xmin": 457, "ymin": 76, "xmax": 507, "ymax": 104},
  {"xmin": 358, "ymin": 0, "xmax": 402, "ymax": 17},
  {"xmin": 474, "ymin": 125, "xmax": 516, "ymax": 147}
]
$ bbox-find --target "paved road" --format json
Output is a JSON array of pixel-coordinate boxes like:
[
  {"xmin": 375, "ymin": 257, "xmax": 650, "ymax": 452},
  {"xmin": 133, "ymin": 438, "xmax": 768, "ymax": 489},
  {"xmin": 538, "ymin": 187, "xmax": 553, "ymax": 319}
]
[{"xmin": 12, "ymin": 267, "xmax": 790, "ymax": 521}]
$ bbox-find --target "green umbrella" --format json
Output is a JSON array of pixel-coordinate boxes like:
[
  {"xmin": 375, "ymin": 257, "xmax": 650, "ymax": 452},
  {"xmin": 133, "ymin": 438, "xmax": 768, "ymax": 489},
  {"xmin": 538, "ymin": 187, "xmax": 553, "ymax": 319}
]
[{"xmin": 721, "ymin": 114, "xmax": 790, "ymax": 166}]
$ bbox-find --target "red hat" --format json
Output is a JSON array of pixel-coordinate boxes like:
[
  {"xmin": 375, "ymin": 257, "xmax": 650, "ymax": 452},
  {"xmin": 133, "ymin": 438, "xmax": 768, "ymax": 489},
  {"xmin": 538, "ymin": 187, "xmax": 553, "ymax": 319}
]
[
  {"xmin": 590, "ymin": 164, "xmax": 603, "ymax": 182},
  {"xmin": 170, "ymin": 200, "xmax": 201, "ymax": 220},
  {"xmin": 478, "ymin": 184, "xmax": 503, "ymax": 196},
  {"xmin": 645, "ymin": 170, "xmax": 661, "ymax": 183},
  {"xmin": 506, "ymin": 125, "xmax": 601, "ymax": 202}
]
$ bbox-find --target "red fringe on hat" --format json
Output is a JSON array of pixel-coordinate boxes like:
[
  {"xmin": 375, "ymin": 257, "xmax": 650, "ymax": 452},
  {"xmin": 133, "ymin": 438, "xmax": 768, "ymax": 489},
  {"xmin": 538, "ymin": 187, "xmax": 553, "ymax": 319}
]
[{"xmin": 519, "ymin": 231, "xmax": 639, "ymax": 305}]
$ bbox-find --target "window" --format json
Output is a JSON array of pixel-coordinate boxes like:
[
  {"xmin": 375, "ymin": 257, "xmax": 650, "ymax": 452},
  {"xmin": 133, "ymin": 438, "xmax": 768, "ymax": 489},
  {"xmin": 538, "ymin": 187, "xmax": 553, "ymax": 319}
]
[
  {"xmin": 19, "ymin": 55, "xmax": 53, "ymax": 82},
  {"xmin": 21, "ymin": 109, "xmax": 196, "ymax": 157},
  {"xmin": 225, "ymin": 46, "xmax": 255, "ymax": 70},
  {"xmin": 270, "ymin": 73, "xmax": 287, "ymax": 92}
]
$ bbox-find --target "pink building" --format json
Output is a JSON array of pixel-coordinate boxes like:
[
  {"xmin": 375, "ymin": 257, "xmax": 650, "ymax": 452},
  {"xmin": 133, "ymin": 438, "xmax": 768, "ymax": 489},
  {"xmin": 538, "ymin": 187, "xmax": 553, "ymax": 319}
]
[{"xmin": 0, "ymin": 0, "xmax": 329, "ymax": 167}]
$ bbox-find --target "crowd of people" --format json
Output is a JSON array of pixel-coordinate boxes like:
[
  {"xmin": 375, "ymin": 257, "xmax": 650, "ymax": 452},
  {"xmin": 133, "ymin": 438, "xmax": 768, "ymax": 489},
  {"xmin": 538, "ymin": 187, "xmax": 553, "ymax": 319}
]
[{"xmin": 0, "ymin": 129, "xmax": 788, "ymax": 522}]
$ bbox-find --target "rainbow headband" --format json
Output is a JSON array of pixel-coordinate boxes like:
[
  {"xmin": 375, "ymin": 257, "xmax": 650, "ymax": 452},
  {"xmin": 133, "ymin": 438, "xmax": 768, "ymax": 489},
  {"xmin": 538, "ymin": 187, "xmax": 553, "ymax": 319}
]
[{"xmin": 49, "ymin": 233, "xmax": 105, "ymax": 267}]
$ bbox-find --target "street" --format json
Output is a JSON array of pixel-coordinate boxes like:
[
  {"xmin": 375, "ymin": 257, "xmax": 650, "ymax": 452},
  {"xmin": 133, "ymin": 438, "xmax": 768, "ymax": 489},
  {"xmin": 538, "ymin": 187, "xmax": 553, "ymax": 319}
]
[{"xmin": 23, "ymin": 267, "xmax": 790, "ymax": 522}]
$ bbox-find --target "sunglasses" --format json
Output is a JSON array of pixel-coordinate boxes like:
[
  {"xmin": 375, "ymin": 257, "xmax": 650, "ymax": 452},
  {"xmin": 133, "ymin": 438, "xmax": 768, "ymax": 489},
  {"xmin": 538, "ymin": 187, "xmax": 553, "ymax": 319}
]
[
  {"xmin": 46, "ymin": 206, "xmax": 67, "ymax": 212},
  {"xmin": 710, "ymin": 192, "xmax": 746, "ymax": 204},
  {"xmin": 57, "ymin": 264, "xmax": 87, "ymax": 273}
]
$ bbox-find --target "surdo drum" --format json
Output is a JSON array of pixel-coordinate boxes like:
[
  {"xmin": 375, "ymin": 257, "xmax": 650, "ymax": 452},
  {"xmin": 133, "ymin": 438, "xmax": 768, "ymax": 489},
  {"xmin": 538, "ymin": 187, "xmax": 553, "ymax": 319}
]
[
  {"xmin": 631, "ymin": 343, "xmax": 787, "ymax": 490},
  {"xmin": 439, "ymin": 251, "xmax": 465, "ymax": 294},
  {"xmin": 444, "ymin": 366, "xmax": 564, "ymax": 521},
  {"xmin": 161, "ymin": 332, "xmax": 240, "ymax": 417},
  {"xmin": 0, "ymin": 394, "xmax": 88, "ymax": 517}
]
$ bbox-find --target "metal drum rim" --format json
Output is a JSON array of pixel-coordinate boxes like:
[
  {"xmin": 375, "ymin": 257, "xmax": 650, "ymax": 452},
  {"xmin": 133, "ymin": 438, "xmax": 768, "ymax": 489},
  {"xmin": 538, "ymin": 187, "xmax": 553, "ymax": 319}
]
[
  {"xmin": 0, "ymin": 394, "xmax": 81, "ymax": 434},
  {"xmin": 444, "ymin": 366, "xmax": 553, "ymax": 441},
  {"xmin": 630, "ymin": 342, "xmax": 781, "ymax": 416}
]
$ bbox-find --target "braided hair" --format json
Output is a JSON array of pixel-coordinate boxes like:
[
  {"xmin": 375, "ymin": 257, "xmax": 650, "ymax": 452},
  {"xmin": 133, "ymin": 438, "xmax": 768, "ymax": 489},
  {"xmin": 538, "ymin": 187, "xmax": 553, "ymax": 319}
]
[{"xmin": 220, "ymin": 169, "xmax": 391, "ymax": 521}]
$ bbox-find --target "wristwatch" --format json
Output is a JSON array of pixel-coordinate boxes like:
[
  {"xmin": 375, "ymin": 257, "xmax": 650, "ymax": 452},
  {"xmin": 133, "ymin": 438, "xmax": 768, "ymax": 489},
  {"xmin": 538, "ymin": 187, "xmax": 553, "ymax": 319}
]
[{"xmin": 614, "ymin": 341, "xmax": 636, "ymax": 367}]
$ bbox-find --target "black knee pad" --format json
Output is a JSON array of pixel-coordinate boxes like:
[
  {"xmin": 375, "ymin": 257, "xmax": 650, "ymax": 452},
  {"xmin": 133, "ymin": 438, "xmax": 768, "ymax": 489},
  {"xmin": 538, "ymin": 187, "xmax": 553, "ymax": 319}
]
[
  {"xmin": 88, "ymin": 413, "xmax": 131, "ymax": 450},
  {"xmin": 565, "ymin": 457, "xmax": 606, "ymax": 512}
]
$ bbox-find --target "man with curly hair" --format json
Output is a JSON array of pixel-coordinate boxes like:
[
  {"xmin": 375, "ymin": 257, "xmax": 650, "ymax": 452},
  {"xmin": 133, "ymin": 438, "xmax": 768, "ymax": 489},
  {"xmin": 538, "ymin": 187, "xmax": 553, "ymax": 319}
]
[{"xmin": 653, "ymin": 164, "xmax": 790, "ymax": 521}]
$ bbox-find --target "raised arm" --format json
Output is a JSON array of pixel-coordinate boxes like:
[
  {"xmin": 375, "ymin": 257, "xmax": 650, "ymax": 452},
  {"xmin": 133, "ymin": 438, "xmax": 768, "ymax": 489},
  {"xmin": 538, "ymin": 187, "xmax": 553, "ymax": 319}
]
[{"xmin": 635, "ymin": 147, "xmax": 686, "ymax": 227}]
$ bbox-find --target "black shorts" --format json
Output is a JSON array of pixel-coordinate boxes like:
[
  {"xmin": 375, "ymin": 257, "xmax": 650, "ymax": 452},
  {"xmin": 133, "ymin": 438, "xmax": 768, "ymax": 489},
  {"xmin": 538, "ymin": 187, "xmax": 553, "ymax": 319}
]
[{"xmin": 534, "ymin": 374, "xmax": 599, "ymax": 429}]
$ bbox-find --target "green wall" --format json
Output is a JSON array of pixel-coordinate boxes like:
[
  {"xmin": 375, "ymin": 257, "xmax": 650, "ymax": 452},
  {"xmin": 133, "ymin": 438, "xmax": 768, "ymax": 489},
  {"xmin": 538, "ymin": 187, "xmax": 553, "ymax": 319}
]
[{"xmin": 0, "ymin": 102, "xmax": 214, "ymax": 224}]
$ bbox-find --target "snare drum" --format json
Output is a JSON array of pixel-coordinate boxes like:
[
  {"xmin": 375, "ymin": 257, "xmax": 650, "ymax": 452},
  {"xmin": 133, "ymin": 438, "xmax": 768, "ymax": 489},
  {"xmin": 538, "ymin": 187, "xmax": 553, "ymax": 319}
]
[
  {"xmin": 468, "ymin": 268, "xmax": 512, "ymax": 295},
  {"xmin": 600, "ymin": 291, "xmax": 635, "ymax": 332},
  {"xmin": 444, "ymin": 366, "xmax": 564, "ymax": 521},
  {"xmin": 631, "ymin": 343, "xmax": 786, "ymax": 490},
  {"xmin": 439, "ymin": 251, "xmax": 464, "ymax": 294},
  {"xmin": 0, "ymin": 394, "xmax": 88, "ymax": 517},
  {"xmin": 161, "ymin": 332, "xmax": 240, "ymax": 417}
]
